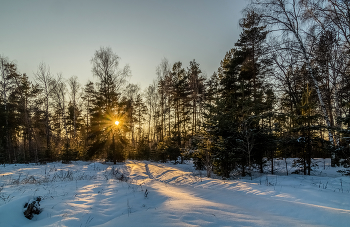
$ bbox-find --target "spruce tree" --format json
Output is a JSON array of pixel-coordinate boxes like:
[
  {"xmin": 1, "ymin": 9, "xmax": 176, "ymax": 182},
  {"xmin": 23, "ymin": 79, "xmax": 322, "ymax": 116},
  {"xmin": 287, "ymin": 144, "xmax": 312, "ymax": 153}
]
[{"xmin": 205, "ymin": 11, "xmax": 274, "ymax": 177}]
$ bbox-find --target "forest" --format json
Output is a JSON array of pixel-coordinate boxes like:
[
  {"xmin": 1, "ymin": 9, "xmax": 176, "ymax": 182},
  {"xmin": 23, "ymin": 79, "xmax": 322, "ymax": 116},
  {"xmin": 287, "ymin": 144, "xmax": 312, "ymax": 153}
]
[{"xmin": 1, "ymin": 0, "xmax": 350, "ymax": 178}]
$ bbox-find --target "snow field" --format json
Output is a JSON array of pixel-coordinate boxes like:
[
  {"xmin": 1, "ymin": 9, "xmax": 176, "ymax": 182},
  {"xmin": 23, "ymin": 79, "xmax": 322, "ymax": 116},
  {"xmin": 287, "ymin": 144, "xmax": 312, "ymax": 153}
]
[{"xmin": 0, "ymin": 159, "xmax": 349, "ymax": 226}]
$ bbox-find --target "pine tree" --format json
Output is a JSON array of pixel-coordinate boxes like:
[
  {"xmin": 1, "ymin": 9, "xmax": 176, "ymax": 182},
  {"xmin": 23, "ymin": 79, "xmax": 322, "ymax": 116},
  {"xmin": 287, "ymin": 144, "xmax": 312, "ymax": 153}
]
[
  {"xmin": 134, "ymin": 94, "xmax": 147, "ymax": 144},
  {"xmin": 204, "ymin": 11, "xmax": 274, "ymax": 177},
  {"xmin": 82, "ymin": 81, "xmax": 95, "ymax": 156},
  {"xmin": 188, "ymin": 60, "xmax": 206, "ymax": 136}
]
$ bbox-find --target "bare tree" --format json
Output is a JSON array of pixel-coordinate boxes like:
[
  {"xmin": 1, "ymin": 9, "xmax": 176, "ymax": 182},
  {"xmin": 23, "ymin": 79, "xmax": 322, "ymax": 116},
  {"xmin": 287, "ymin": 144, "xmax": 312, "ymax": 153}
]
[
  {"xmin": 34, "ymin": 63, "xmax": 53, "ymax": 161},
  {"xmin": 51, "ymin": 74, "xmax": 69, "ymax": 160},
  {"xmin": 91, "ymin": 47, "xmax": 131, "ymax": 110},
  {"xmin": 250, "ymin": 0, "xmax": 337, "ymax": 164},
  {"xmin": 302, "ymin": 0, "xmax": 350, "ymax": 50},
  {"xmin": 302, "ymin": 0, "xmax": 350, "ymax": 145}
]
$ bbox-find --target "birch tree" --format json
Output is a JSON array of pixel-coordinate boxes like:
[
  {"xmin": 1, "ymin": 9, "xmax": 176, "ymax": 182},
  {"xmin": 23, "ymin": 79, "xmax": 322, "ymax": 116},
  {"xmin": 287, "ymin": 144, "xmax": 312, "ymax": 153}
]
[{"xmin": 250, "ymin": 0, "xmax": 337, "ymax": 164}]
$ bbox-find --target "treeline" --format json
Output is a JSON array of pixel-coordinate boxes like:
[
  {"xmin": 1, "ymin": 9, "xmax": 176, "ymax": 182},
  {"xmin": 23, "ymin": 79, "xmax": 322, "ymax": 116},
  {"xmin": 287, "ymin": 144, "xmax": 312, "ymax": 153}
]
[{"xmin": 1, "ymin": 0, "xmax": 350, "ymax": 177}]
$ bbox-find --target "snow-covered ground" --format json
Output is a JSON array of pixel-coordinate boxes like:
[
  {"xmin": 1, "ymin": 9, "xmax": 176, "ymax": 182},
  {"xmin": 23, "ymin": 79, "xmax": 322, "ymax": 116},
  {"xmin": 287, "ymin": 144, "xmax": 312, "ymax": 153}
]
[{"xmin": 0, "ymin": 159, "xmax": 350, "ymax": 226}]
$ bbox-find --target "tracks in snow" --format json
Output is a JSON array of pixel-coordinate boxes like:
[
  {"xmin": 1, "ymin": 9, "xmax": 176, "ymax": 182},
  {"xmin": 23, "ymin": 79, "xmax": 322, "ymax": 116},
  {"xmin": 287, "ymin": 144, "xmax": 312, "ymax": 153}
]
[
  {"xmin": 144, "ymin": 163, "xmax": 154, "ymax": 179},
  {"xmin": 129, "ymin": 161, "xmax": 200, "ymax": 185},
  {"xmin": 125, "ymin": 161, "xmax": 350, "ymax": 226}
]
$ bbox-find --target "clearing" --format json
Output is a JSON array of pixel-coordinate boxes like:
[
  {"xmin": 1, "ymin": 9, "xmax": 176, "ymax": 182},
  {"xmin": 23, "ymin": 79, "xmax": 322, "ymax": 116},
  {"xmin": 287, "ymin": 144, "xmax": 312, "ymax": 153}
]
[{"xmin": 0, "ymin": 159, "xmax": 349, "ymax": 226}]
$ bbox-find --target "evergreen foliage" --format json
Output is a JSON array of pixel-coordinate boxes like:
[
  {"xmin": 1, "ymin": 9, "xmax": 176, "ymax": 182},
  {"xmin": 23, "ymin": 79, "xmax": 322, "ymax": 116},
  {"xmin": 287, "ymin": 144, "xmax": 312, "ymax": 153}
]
[{"xmin": 1, "ymin": 1, "xmax": 350, "ymax": 178}]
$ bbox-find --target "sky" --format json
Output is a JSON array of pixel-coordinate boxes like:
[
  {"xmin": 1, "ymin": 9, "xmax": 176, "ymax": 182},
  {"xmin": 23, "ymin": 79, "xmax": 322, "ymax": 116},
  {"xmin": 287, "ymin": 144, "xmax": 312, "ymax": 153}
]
[{"xmin": 0, "ymin": 0, "xmax": 247, "ymax": 90}]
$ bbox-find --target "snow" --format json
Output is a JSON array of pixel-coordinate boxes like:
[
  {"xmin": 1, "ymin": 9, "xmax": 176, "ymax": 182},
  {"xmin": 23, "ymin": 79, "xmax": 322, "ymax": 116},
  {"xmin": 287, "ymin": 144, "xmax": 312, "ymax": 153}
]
[{"xmin": 0, "ymin": 159, "xmax": 350, "ymax": 226}]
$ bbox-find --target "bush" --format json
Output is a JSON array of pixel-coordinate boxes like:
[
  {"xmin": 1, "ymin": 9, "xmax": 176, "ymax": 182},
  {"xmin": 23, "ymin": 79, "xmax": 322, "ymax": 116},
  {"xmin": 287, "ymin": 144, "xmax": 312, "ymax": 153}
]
[{"xmin": 23, "ymin": 197, "xmax": 42, "ymax": 220}]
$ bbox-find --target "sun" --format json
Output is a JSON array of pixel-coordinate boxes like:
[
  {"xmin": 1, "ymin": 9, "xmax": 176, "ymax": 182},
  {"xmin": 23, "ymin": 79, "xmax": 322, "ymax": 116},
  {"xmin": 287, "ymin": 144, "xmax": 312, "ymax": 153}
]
[{"xmin": 115, "ymin": 121, "xmax": 119, "ymax": 126}]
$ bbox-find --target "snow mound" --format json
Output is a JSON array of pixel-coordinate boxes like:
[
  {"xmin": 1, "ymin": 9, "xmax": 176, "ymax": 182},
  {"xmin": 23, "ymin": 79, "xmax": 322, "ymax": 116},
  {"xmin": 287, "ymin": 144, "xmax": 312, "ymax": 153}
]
[{"xmin": 87, "ymin": 162, "xmax": 106, "ymax": 171}]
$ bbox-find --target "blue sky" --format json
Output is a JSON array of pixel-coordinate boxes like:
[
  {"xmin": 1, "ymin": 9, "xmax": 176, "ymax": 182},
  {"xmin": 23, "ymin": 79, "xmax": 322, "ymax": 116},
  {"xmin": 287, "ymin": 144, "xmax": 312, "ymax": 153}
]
[{"xmin": 0, "ymin": 0, "xmax": 247, "ymax": 89}]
